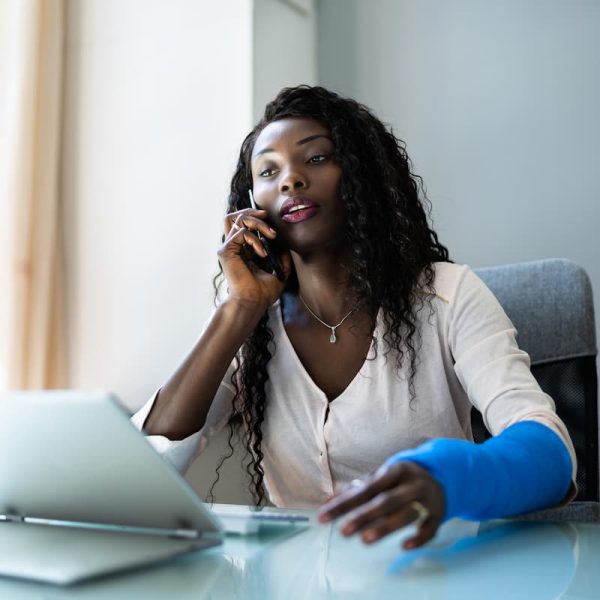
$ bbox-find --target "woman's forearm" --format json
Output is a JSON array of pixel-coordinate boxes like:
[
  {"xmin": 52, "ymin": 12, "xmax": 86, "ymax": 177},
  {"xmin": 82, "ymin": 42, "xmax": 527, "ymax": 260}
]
[{"xmin": 143, "ymin": 298, "xmax": 266, "ymax": 439}]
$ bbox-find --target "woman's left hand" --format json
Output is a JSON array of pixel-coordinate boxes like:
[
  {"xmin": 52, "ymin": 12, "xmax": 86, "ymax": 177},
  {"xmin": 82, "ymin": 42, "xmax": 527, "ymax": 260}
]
[{"xmin": 317, "ymin": 461, "xmax": 446, "ymax": 550}]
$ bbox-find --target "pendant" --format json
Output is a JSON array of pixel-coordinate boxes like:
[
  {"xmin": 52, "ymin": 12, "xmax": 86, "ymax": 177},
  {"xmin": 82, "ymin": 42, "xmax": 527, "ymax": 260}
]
[{"xmin": 329, "ymin": 328, "xmax": 337, "ymax": 344}]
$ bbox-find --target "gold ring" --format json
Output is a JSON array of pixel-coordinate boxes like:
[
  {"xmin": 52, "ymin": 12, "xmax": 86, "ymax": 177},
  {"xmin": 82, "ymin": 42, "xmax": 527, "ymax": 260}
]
[{"xmin": 410, "ymin": 500, "xmax": 430, "ymax": 523}]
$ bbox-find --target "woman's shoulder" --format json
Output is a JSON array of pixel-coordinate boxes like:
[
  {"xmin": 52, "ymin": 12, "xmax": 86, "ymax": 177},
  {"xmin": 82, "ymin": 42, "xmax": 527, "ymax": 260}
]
[
  {"xmin": 421, "ymin": 262, "xmax": 477, "ymax": 305},
  {"xmin": 426, "ymin": 262, "xmax": 506, "ymax": 321}
]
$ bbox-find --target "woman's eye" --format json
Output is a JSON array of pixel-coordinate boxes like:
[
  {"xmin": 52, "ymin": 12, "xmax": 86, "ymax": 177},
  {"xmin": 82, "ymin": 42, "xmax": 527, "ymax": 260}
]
[
  {"xmin": 308, "ymin": 154, "xmax": 328, "ymax": 164},
  {"xmin": 259, "ymin": 167, "xmax": 276, "ymax": 177}
]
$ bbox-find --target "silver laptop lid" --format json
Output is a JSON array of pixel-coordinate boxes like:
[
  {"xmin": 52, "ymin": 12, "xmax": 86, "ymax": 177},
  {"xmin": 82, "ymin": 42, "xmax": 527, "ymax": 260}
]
[{"xmin": 0, "ymin": 390, "xmax": 222, "ymax": 536}]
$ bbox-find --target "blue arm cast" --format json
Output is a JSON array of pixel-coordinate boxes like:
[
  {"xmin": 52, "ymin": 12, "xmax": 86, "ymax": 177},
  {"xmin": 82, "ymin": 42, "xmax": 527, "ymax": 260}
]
[{"xmin": 384, "ymin": 421, "xmax": 573, "ymax": 521}]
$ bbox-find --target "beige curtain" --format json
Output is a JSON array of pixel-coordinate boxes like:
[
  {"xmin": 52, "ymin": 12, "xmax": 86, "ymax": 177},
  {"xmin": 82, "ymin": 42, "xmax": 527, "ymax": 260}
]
[{"xmin": 0, "ymin": 0, "xmax": 66, "ymax": 390}]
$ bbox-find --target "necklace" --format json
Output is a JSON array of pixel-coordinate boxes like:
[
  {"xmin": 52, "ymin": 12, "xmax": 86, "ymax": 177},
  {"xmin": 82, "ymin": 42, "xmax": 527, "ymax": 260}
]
[{"xmin": 298, "ymin": 294, "xmax": 356, "ymax": 344}]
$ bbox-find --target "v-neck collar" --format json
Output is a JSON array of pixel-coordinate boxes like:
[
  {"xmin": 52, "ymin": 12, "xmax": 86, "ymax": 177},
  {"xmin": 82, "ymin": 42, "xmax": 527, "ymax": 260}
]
[{"xmin": 269, "ymin": 300, "xmax": 379, "ymax": 404}]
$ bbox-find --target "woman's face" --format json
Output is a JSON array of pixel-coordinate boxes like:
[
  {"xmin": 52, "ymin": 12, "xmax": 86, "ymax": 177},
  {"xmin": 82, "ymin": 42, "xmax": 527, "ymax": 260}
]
[{"xmin": 250, "ymin": 117, "xmax": 345, "ymax": 254}]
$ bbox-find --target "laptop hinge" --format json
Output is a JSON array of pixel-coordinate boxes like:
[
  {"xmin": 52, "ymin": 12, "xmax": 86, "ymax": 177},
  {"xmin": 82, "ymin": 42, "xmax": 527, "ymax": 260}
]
[
  {"xmin": 0, "ymin": 514, "xmax": 221, "ymax": 541},
  {"xmin": 0, "ymin": 512, "xmax": 24, "ymax": 523}
]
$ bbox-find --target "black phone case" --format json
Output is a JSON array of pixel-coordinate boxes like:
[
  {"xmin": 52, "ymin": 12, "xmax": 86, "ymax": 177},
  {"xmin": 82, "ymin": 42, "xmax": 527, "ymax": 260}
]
[{"xmin": 254, "ymin": 233, "xmax": 285, "ymax": 281}]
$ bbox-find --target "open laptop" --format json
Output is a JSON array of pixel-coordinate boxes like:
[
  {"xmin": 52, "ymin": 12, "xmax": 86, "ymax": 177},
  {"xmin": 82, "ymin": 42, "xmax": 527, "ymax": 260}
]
[{"xmin": 0, "ymin": 390, "xmax": 306, "ymax": 585}]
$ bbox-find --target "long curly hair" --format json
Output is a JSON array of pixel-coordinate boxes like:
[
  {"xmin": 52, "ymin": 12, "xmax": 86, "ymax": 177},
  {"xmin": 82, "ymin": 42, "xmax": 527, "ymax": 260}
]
[{"xmin": 209, "ymin": 85, "xmax": 450, "ymax": 505}]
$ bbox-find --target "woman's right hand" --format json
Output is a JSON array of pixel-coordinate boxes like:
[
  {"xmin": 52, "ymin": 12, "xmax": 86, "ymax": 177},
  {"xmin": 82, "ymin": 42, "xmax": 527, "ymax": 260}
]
[{"xmin": 218, "ymin": 208, "xmax": 291, "ymax": 309}]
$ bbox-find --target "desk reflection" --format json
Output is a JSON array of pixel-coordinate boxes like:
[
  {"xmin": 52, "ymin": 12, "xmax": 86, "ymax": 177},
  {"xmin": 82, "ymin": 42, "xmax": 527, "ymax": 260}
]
[
  {"xmin": 0, "ymin": 514, "xmax": 597, "ymax": 599},
  {"xmin": 234, "ymin": 519, "xmax": 579, "ymax": 600}
]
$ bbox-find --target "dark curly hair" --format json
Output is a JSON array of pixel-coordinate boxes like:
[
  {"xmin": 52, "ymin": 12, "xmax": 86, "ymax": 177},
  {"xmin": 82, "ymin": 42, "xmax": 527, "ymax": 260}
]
[{"xmin": 209, "ymin": 85, "xmax": 450, "ymax": 506}]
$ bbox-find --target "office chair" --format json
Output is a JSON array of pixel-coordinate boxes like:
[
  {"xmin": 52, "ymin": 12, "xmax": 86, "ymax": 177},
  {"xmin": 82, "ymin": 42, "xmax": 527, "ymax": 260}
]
[{"xmin": 472, "ymin": 259, "xmax": 599, "ymax": 501}]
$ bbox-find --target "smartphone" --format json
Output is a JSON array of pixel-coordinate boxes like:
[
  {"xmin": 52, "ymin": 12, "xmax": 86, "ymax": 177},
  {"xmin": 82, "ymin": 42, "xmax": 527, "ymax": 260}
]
[{"xmin": 248, "ymin": 190, "xmax": 285, "ymax": 281}]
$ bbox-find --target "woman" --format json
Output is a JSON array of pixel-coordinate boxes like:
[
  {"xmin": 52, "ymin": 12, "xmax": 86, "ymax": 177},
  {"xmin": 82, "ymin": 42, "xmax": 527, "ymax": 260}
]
[{"xmin": 134, "ymin": 86, "xmax": 575, "ymax": 550}]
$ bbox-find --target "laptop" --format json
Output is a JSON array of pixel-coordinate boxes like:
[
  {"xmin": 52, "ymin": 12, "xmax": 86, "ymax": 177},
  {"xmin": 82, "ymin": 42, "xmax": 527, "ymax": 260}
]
[{"xmin": 0, "ymin": 390, "xmax": 241, "ymax": 585}]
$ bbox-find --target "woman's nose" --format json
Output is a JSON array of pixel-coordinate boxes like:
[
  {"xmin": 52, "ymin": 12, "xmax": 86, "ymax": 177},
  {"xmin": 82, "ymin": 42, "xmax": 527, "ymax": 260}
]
[{"xmin": 280, "ymin": 168, "xmax": 307, "ymax": 194}]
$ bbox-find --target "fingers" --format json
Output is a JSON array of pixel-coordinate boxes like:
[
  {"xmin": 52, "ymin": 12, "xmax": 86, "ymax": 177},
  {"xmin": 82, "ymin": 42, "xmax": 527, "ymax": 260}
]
[
  {"xmin": 224, "ymin": 209, "xmax": 276, "ymax": 240},
  {"xmin": 217, "ymin": 208, "xmax": 287, "ymax": 308},
  {"xmin": 346, "ymin": 495, "xmax": 440, "ymax": 547},
  {"xmin": 318, "ymin": 461, "xmax": 445, "ymax": 550},
  {"xmin": 340, "ymin": 488, "xmax": 441, "ymax": 547},
  {"xmin": 355, "ymin": 506, "xmax": 427, "ymax": 545},
  {"xmin": 220, "ymin": 226, "xmax": 267, "ymax": 259},
  {"xmin": 341, "ymin": 485, "xmax": 419, "ymax": 539},
  {"xmin": 318, "ymin": 462, "xmax": 408, "ymax": 523},
  {"xmin": 403, "ymin": 518, "xmax": 439, "ymax": 550}
]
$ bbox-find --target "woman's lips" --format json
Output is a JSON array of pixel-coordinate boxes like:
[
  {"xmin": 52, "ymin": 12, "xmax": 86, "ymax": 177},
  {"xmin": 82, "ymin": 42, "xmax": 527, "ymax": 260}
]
[
  {"xmin": 281, "ymin": 205, "xmax": 319, "ymax": 223},
  {"xmin": 279, "ymin": 197, "xmax": 320, "ymax": 223}
]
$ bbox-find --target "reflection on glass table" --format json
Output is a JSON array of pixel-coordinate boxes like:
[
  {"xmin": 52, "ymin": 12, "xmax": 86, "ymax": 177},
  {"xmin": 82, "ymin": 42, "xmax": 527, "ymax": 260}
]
[{"xmin": 0, "ymin": 503, "xmax": 599, "ymax": 599}]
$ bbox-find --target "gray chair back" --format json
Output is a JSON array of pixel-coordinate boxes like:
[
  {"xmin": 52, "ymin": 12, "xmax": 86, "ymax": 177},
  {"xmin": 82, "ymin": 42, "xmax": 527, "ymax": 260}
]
[{"xmin": 473, "ymin": 258, "xmax": 599, "ymax": 501}]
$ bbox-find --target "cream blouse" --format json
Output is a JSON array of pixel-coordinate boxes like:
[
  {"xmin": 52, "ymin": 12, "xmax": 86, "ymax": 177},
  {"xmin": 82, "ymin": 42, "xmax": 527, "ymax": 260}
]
[{"xmin": 132, "ymin": 262, "xmax": 576, "ymax": 508}]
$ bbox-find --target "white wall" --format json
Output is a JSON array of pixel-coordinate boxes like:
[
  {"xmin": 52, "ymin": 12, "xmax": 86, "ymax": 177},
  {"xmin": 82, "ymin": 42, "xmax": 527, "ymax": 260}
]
[
  {"xmin": 253, "ymin": 0, "xmax": 317, "ymax": 120},
  {"xmin": 63, "ymin": 0, "xmax": 253, "ymax": 408},
  {"xmin": 62, "ymin": 0, "xmax": 254, "ymax": 502},
  {"xmin": 318, "ymin": 0, "xmax": 600, "ymax": 349}
]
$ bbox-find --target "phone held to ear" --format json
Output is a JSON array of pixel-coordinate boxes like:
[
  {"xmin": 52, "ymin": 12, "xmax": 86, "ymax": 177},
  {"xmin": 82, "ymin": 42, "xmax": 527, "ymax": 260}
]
[{"xmin": 248, "ymin": 190, "xmax": 285, "ymax": 281}]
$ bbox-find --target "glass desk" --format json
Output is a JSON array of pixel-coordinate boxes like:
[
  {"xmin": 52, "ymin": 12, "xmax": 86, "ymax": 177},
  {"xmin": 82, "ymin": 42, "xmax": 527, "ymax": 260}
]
[{"xmin": 0, "ymin": 503, "xmax": 598, "ymax": 599}]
